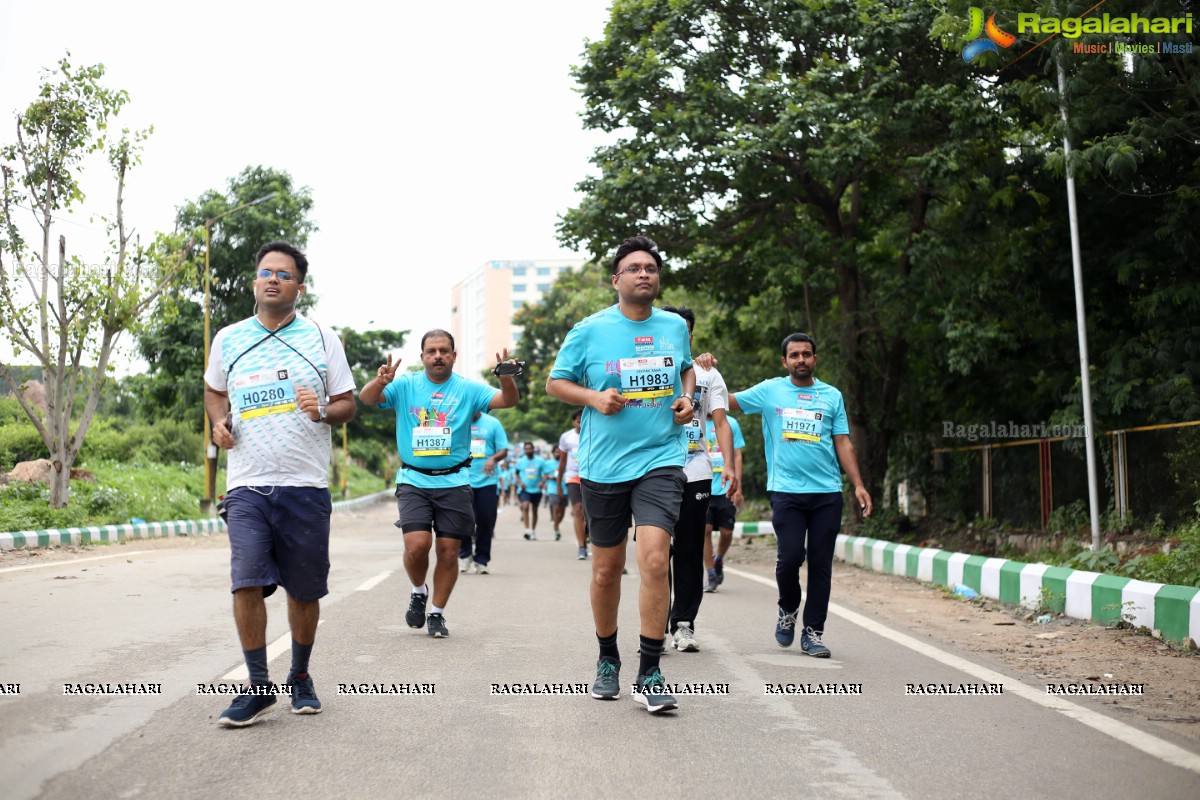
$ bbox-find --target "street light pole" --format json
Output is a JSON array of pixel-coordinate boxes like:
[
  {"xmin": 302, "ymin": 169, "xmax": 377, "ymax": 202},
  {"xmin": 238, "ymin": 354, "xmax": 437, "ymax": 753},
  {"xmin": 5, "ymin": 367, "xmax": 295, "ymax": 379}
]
[{"xmin": 201, "ymin": 192, "xmax": 276, "ymax": 513}]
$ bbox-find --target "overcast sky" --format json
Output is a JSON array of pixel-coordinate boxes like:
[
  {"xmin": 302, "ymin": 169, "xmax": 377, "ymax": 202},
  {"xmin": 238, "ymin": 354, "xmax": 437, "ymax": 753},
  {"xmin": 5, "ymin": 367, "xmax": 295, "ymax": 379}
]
[{"xmin": 0, "ymin": 0, "xmax": 615, "ymax": 369}]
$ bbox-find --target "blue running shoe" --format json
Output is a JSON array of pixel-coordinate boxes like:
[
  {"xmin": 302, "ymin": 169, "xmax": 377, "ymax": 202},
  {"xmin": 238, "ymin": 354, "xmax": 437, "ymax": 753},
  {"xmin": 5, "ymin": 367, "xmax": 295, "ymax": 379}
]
[
  {"xmin": 288, "ymin": 673, "xmax": 322, "ymax": 714},
  {"xmin": 217, "ymin": 685, "xmax": 277, "ymax": 728},
  {"xmin": 800, "ymin": 627, "xmax": 831, "ymax": 658},
  {"xmin": 775, "ymin": 607, "xmax": 798, "ymax": 648}
]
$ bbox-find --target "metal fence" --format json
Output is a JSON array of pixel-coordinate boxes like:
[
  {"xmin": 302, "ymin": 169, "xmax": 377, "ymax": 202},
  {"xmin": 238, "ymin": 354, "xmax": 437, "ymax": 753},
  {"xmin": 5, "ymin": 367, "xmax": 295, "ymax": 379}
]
[{"xmin": 924, "ymin": 421, "xmax": 1200, "ymax": 529}]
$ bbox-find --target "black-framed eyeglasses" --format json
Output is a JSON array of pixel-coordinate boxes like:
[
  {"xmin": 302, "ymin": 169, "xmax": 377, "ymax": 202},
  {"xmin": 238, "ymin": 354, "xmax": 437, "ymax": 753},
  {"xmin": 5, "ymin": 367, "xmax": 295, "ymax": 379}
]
[
  {"xmin": 256, "ymin": 268, "xmax": 298, "ymax": 282},
  {"xmin": 619, "ymin": 265, "xmax": 660, "ymax": 276}
]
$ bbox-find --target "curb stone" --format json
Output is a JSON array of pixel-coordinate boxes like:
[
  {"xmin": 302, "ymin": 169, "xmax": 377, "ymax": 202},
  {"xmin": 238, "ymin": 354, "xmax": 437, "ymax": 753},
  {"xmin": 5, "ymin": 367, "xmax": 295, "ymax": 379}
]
[
  {"xmin": 0, "ymin": 489, "xmax": 393, "ymax": 552},
  {"xmin": 731, "ymin": 521, "xmax": 1199, "ymax": 645}
]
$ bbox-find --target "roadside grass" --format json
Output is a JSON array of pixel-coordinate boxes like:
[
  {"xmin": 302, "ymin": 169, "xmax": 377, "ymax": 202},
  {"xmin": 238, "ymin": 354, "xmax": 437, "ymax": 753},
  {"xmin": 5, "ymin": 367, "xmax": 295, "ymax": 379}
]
[{"xmin": 0, "ymin": 460, "xmax": 388, "ymax": 532}]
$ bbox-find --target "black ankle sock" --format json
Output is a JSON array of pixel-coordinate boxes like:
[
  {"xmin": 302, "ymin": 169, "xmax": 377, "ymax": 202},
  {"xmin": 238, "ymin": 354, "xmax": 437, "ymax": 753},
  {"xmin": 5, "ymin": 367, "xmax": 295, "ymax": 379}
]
[
  {"xmin": 244, "ymin": 646, "xmax": 269, "ymax": 686},
  {"xmin": 597, "ymin": 630, "xmax": 619, "ymax": 662},
  {"xmin": 638, "ymin": 635, "xmax": 663, "ymax": 678}
]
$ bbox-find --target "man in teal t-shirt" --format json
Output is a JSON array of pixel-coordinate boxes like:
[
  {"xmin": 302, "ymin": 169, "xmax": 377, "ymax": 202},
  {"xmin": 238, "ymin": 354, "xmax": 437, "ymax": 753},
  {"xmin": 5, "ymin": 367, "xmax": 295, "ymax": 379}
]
[
  {"xmin": 362, "ymin": 330, "xmax": 520, "ymax": 638},
  {"xmin": 547, "ymin": 235, "xmax": 695, "ymax": 714},
  {"xmin": 460, "ymin": 410, "xmax": 509, "ymax": 574},
  {"xmin": 721, "ymin": 333, "xmax": 872, "ymax": 659},
  {"xmin": 516, "ymin": 442, "xmax": 546, "ymax": 540}
]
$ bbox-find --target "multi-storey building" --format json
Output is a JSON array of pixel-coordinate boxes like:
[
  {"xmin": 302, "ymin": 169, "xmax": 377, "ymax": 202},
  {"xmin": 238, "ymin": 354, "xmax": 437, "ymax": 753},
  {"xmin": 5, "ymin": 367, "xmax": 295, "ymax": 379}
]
[{"xmin": 450, "ymin": 259, "xmax": 583, "ymax": 379}]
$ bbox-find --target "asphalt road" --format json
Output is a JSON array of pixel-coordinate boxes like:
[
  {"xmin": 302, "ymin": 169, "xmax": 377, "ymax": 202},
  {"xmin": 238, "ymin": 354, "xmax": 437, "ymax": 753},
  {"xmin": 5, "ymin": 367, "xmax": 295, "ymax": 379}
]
[{"xmin": 1, "ymin": 499, "xmax": 1197, "ymax": 799}]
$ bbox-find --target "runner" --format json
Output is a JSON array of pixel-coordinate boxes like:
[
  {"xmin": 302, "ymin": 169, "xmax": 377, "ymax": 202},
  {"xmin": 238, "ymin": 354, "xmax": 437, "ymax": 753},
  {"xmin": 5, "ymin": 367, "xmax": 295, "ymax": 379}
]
[
  {"xmin": 516, "ymin": 441, "xmax": 545, "ymax": 540},
  {"xmin": 701, "ymin": 333, "xmax": 872, "ymax": 657},
  {"xmin": 361, "ymin": 330, "xmax": 521, "ymax": 638},
  {"xmin": 704, "ymin": 414, "xmax": 745, "ymax": 592},
  {"xmin": 660, "ymin": 306, "xmax": 737, "ymax": 654},
  {"xmin": 204, "ymin": 241, "xmax": 356, "ymax": 726},
  {"xmin": 546, "ymin": 235, "xmax": 694, "ymax": 714},
  {"xmin": 544, "ymin": 446, "xmax": 567, "ymax": 541},
  {"xmin": 460, "ymin": 410, "xmax": 509, "ymax": 575},
  {"xmin": 557, "ymin": 410, "xmax": 590, "ymax": 559}
]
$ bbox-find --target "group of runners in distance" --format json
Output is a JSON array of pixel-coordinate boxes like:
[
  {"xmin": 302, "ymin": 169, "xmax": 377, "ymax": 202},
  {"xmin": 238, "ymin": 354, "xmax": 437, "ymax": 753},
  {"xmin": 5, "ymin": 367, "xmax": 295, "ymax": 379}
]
[{"xmin": 204, "ymin": 236, "xmax": 873, "ymax": 725}]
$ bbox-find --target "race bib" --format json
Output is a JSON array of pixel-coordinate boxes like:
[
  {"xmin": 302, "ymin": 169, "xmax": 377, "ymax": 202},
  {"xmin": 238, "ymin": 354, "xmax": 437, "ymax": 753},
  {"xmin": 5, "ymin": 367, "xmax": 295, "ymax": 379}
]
[
  {"xmin": 233, "ymin": 372, "xmax": 297, "ymax": 420},
  {"xmin": 710, "ymin": 443, "xmax": 725, "ymax": 472},
  {"xmin": 782, "ymin": 407, "xmax": 822, "ymax": 443},
  {"xmin": 619, "ymin": 356, "xmax": 675, "ymax": 399},
  {"xmin": 413, "ymin": 426, "xmax": 452, "ymax": 456},
  {"xmin": 686, "ymin": 418, "xmax": 705, "ymax": 451},
  {"xmin": 470, "ymin": 437, "xmax": 486, "ymax": 458}
]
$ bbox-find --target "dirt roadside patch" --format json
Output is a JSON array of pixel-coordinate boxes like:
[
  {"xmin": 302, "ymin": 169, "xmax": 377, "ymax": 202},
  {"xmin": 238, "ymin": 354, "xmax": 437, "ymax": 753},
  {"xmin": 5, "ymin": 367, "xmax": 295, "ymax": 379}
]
[{"xmin": 725, "ymin": 537, "xmax": 1200, "ymax": 745}]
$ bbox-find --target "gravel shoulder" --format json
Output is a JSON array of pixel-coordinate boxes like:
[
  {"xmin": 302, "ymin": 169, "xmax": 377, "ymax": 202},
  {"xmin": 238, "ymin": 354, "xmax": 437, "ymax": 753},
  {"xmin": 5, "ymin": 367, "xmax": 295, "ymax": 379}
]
[{"xmin": 724, "ymin": 536, "xmax": 1200, "ymax": 745}]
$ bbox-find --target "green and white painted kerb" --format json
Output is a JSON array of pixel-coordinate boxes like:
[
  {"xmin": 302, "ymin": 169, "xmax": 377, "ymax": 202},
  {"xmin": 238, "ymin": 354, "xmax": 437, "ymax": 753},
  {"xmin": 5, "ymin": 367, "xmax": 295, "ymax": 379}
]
[
  {"xmin": 834, "ymin": 533, "xmax": 1200, "ymax": 645},
  {"xmin": 0, "ymin": 489, "xmax": 393, "ymax": 552}
]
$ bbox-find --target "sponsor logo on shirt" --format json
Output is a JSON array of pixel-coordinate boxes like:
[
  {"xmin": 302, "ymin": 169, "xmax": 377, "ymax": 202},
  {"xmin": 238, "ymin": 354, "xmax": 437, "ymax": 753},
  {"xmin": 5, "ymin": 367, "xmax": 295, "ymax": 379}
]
[
  {"xmin": 797, "ymin": 394, "xmax": 812, "ymax": 401},
  {"xmin": 634, "ymin": 336, "xmax": 654, "ymax": 352},
  {"xmin": 277, "ymin": 369, "xmax": 289, "ymax": 380},
  {"xmin": 605, "ymin": 360, "xmax": 622, "ymax": 375}
]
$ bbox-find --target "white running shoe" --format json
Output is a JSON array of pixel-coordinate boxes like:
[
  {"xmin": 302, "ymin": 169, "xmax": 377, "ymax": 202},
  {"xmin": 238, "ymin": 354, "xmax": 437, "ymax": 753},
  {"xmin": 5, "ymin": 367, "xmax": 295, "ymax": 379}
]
[
  {"xmin": 673, "ymin": 622, "xmax": 699, "ymax": 652},
  {"xmin": 459, "ymin": 557, "xmax": 472, "ymax": 574}
]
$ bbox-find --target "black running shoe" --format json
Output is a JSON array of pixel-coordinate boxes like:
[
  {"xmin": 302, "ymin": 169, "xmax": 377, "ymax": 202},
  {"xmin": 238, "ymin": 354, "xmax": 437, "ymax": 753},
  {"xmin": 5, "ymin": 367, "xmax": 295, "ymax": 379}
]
[
  {"xmin": 427, "ymin": 612, "xmax": 449, "ymax": 638},
  {"xmin": 406, "ymin": 590, "xmax": 428, "ymax": 629},
  {"xmin": 287, "ymin": 673, "xmax": 322, "ymax": 714},
  {"xmin": 217, "ymin": 685, "xmax": 277, "ymax": 728}
]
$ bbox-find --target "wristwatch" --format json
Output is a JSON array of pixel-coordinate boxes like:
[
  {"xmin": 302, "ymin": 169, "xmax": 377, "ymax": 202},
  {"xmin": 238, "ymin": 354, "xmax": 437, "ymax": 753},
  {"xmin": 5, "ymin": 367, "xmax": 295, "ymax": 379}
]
[{"xmin": 318, "ymin": 404, "xmax": 328, "ymax": 422}]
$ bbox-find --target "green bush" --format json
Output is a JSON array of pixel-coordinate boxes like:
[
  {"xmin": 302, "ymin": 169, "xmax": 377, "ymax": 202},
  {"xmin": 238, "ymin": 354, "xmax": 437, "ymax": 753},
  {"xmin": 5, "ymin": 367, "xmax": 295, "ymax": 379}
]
[
  {"xmin": 1132, "ymin": 521, "xmax": 1200, "ymax": 588},
  {"xmin": 0, "ymin": 421, "xmax": 46, "ymax": 470}
]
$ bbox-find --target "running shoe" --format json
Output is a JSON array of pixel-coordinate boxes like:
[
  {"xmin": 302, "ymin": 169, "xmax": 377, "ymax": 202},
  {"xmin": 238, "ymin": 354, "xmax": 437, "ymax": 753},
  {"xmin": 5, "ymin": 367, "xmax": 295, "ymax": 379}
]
[
  {"xmin": 632, "ymin": 667, "xmax": 678, "ymax": 713},
  {"xmin": 459, "ymin": 556, "xmax": 473, "ymax": 574},
  {"xmin": 476, "ymin": 563, "xmax": 490, "ymax": 575},
  {"xmin": 713, "ymin": 556, "xmax": 725, "ymax": 586},
  {"xmin": 800, "ymin": 627, "xmax": 831, "ymax": 658},
  {"xmin": 705, "ymin": 569, "xmax": 719, "ymax": 593},
  {"xmin": 775, "ymin": 607, "xmax": 798, "ymax": 648},
  {"xmin": 427, "ymin": 612, "xmax": 449, "ymax": 638},
  {"xmin": 405, "ymin": 589, "xmax": 428, "ymax": 629},
  {"xmin": 673, "ymin": 623, "xmax": 699, "ymax": 652},
  {"xmin": 577, "ymin": 547, "xmax": 588, "ymax": 560},
  {"xmin": 554, "ymin": 529, "xmax": 562, "ymax": 541},
  {"xmin": 217, "ymin": 686, "xmax": 277, "ymax": 727},
  {"xmin": 592, "ymin": 656, "xmax": 621, "ymax": 699},
  {"xmin": 287, "ymin": 673, "xmax": 322, "ymax": 714}
]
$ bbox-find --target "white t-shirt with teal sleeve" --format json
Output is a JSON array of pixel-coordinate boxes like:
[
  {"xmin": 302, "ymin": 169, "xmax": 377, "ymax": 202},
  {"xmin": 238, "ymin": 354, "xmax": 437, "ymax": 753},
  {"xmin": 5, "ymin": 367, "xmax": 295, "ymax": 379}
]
[
  {"xmin": 549, "ymin": 304, "xmax": 692, "ymax": 483},
  {"xmin": 682, "ymin": 363, "xmax": 729, "ymax": 483},
  {"xmin": 734, "ymin": 377, "xmax": 848, "ymax": 494},
  {"xmin": 205, "ymin": 315, "xmax": 355, "ymax": 490}
]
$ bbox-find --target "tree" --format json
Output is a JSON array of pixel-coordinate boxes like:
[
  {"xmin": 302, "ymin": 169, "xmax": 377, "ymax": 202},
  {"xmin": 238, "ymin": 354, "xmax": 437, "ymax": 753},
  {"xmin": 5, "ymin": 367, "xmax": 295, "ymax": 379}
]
[
  {"xmin": 559, "ymin": 0, "xmax": 1016, "ymax": 498},
  {"xmin": 136, "ymin": 166, "xmax": 316, "ymax": 423},
  {"xmin": 0, "ymin": 56, "xmax": 188, "ymax": 506}
]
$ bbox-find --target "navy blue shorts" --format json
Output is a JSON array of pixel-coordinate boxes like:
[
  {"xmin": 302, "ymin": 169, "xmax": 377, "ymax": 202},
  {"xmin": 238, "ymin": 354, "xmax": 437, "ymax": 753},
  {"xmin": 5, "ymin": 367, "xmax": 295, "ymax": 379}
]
[
  {"xmin": 224, "ymin": 486, "xmax": 332, "ymax": 602},
  {"xmin": 518, "ymin": 490, "xmax": 542, "ymax": 506}
]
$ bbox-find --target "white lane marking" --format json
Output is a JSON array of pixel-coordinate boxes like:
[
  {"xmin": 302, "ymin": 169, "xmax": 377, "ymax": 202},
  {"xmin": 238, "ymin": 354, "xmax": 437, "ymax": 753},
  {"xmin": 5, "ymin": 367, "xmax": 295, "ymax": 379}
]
[
  {"xmin": 725, "ymin": 566, "xmax": 1200, "ymax": 776},
  {"xmin": 0, "ymin": 550, "xmax": 153, "ymax": 574},
  {"xmin": 355, "ymin": 570, "xmax": 393, "ymax": 592},
  {"xmin": 221, "ymin": 621, "xmax": 325, "ymax": 681}
]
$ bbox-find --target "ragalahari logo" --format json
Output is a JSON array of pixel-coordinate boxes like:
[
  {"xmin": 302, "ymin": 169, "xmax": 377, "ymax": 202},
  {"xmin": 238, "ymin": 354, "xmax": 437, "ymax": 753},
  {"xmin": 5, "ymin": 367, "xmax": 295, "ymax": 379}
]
[{"xmin": 962, "ymin": 7, "xmax": 1017, "ymax": 62}]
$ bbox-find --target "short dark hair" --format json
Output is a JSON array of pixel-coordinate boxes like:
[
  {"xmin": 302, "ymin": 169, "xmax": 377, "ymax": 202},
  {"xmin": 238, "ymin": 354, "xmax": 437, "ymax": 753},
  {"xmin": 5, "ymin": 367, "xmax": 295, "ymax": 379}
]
[
  {"xmin": 255, "ymin": 241, "xmax": 309, "ymax": 281},
  {"xmin": 524, "ymin": 441, "xmax": 534, "ymax": 448},
  {"xmin": 611, "ymin": 236, "xmax": 662, "ymax": 274},
  {"xmin": 571, "ymin": 409, "xmax": 582, "ymax": 421},
  {"xmin": 660, "ymin": 305, "xmax": 695, "ymax": 333},
  {"xmin": 781, "ymin": 332, "xmax": 818, "ymax": 356},
  {"xmin": 420, "ymin": 329, "xmax": 455, "ymax": 351}
]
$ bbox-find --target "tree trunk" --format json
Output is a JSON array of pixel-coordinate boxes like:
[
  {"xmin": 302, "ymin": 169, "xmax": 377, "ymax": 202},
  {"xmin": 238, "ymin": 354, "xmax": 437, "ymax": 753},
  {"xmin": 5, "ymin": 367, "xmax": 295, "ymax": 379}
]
[{"xmin": 49, "ymin": 452, "xmax": 71, "ymax": 508}]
